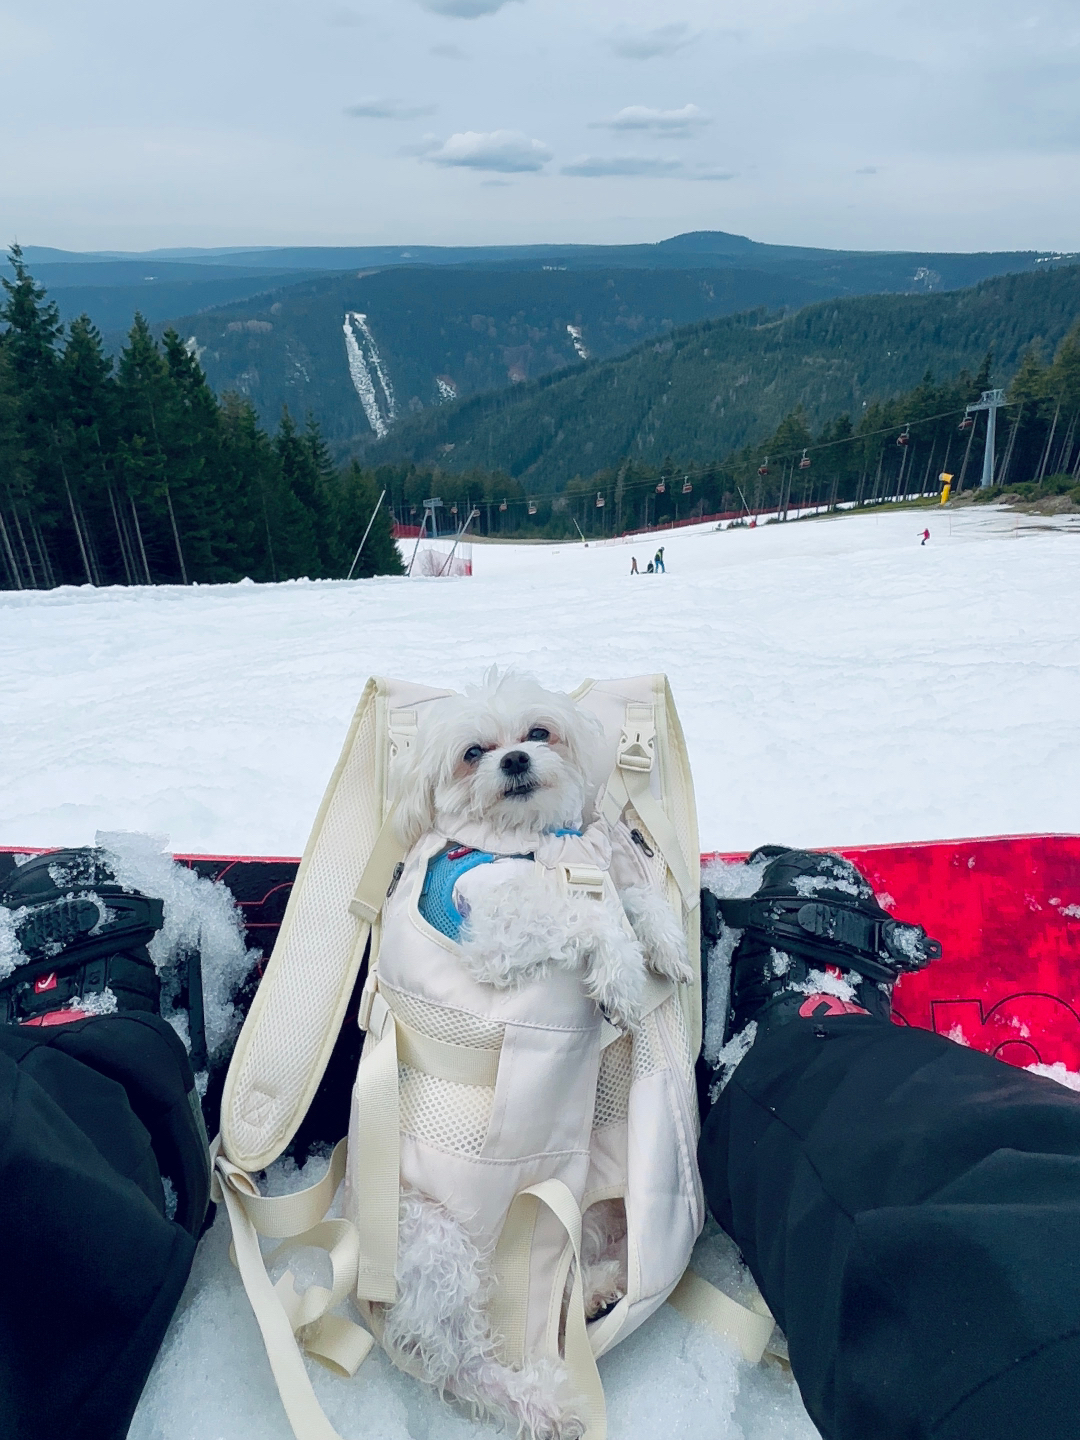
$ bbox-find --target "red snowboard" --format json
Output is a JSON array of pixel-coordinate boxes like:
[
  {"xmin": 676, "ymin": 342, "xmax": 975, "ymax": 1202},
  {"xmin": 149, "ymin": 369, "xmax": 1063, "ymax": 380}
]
[
  {"xmin": 710, "ymin": 835, "xmax": 1080, "ymax": 1074},
  {"xmin": 3, "ymin": 835, "xmax": 1079, "ymax": 1076}
]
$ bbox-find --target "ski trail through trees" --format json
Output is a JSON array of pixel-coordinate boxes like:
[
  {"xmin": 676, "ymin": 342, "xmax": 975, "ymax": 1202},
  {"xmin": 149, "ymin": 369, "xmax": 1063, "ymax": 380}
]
[{"xmin": 343, "ymin": 312, "xmax": 397, "ymax": 437}]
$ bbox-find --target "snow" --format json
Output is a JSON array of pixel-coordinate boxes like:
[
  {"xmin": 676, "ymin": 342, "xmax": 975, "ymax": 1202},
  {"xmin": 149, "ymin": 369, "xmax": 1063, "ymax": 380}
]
[
  {"xmin": 3, "ymin": 502, "xmax": 1080, "ymax": 1440},
  {"xmin": 97, "ymin": 829, "xmax": 253, "ymax": 1064},
  {"xmin": 4, "ymin": 505, "xmax": 1077, "ymax": 862}
]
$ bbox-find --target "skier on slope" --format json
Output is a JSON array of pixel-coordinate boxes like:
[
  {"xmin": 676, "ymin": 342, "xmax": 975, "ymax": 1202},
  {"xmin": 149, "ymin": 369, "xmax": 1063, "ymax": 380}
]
[
  {"xmin": 920, "ymin": 527, "xmax": 931, "ymax": 544},
  {"xmin": 654, "ymin": 545, "xmax": 666, "ymax": 572},
  {"xmin": 630, "ymin": 555, "xmax": 639, "ymax": 574},
  {"xmin": 699, "ymin": 845, "xmax": 1080, "ymax": 1440}
]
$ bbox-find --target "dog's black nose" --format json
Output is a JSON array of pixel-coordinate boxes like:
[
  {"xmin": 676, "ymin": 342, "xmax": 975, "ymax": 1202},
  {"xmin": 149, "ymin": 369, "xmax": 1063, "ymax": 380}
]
[{"xmin": 500, "ymin": 750, "xmax": 531, "ymax": 776}]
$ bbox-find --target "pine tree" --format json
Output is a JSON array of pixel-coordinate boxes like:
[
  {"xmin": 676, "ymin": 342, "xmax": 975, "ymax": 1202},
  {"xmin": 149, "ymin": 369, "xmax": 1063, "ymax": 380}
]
[
  {"xmin": 336, "ymin": 462, "xmax": 404, "ymax": 578},
  {"xmin": 275, "ymin": 410, "xmax": 336, "ymax": 577},
  {"xmin": 1, "ymin": 244, "xmax": 65, "ymax": 584}
]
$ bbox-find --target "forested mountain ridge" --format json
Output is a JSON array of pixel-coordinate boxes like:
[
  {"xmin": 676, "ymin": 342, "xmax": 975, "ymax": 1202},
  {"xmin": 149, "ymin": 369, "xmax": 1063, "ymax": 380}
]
[
  {"xmin": 366, "ymin": 264, "xmax": 1080, "ymax": 488},
  {"xmin": 162, "ymin": 265, "xmax": 829, "ymax": 448},
  {"xmin": 160, "ymin": 249, "xmax": 1075, "ymax": 455}
]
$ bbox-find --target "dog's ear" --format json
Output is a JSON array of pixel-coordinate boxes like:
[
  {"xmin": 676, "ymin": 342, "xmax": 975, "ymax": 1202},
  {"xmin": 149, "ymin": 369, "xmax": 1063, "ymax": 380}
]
[
  {"xmin": 562, "ymin": 703, "xmax": 610, "ymax": 819},
  {"xmin": 392, "ymin": 741, "xmax": 437, "ymax": 848}
]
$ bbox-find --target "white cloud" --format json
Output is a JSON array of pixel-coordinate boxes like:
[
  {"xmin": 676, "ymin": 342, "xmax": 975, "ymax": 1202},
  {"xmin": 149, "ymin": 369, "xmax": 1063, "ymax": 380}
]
[
  {"xmin": 345, "ymin": 98, "xmax": 437, "ymax": 119},
  {"xmin": 416, "ymin": 0, "xmax": 520, "ymax": 15},
  {"xmin": 693, "ymin": 165, "xmax": 736, "ymax": 181},
  {"xmin": 561, "ymin": 154, "xmax": 683, "ymax": 177},
  {"xmin": 609, "ymin": 24, "xmax": 696, "ymax": 60},
  {"xmin": 856, "ymin": 165, "xmax": 880, "ymax": 174},
  {"xmin": 418, "ymin": 129, "xmax": 551, "ymax": 172},
  {"xmin": 592, "ymin": 103, "xmax": 710, "ymax": 134}
]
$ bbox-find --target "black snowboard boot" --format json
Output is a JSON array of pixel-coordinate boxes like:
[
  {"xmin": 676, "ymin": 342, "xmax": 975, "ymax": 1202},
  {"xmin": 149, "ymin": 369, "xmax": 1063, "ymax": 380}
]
[
  {"xmin": 0, "ymin": 848, "xmax": 164, "ymax": 1026},
  {"xmin": 707, "ymin": 844, "xmax": 941, "ymax": 1049},
  {"xmin": 1, "ymin": 848, "xmax": 211, "ymax": 1237}
]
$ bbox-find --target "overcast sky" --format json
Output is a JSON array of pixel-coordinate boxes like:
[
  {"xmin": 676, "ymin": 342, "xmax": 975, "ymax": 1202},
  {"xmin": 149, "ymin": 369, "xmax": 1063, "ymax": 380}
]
[{"xmin": 2, "ymin": 0, "xmax": 1079, "ymax": 253}]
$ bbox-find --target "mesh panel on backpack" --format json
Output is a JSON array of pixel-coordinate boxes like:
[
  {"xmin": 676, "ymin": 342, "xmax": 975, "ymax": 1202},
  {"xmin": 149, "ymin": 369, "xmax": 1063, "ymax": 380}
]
[
  {"xmin": 384, "ymin": 985, "xmax": 504, "ymax": 1050},
  {"xmin": 593, "ymin": 1035, "xmax": 632, "ymax": 1130},
  {"xmin": 398, "ymin": 1065, "xmax": 494, "ymax": 1156}
]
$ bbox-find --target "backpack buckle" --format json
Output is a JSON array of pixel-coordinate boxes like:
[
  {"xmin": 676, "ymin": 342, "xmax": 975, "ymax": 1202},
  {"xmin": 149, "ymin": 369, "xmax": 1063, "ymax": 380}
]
[
  {"xmin": 616, "ymin": 705, "xmax": 655, "ymax": 774},
  {"xmin": 562, "ymin": 864, "xmax": 606, "ymax": 900}
]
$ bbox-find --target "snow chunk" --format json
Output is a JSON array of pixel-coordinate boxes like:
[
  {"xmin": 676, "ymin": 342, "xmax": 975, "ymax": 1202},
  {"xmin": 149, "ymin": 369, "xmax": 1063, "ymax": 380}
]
[
  {"xmin": 97, "ymin": 831, "xmax": 254, "ymax": 1060},
  {"xmin": 0, "ymin": 904, "xmax": 30, "ymax": 981},
  {"xmin": 770, "ymin": 948, "xmax": 792, "ymax": 976},
  {"xmin": 709, "ymin": 1021, "xmax": 757, "ymax": 1101},
  {"xmin": 792, "ymin": 872, "xmax": 861, "ymax": 898},
  {"xmin": 66, "ymin": 986, "xmax": 118, "ymax": 1016},
  {"xmin": 700, "ymin": 856, "xmax": 767, "ymax": 1068},
  {"xmin": 793, "ymin": 968, "xmax": 859, "ymax": 1003},
  {"xmin": 1027, "ymin": 1061, "xmax": 1080, "ymax": 1092}
]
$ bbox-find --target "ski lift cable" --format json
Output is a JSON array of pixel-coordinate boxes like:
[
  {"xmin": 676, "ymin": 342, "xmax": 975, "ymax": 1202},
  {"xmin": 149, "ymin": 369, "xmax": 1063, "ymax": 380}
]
[{"xmin": 390, "ymin": 402, "xmax": 1013, "ymax": 516}]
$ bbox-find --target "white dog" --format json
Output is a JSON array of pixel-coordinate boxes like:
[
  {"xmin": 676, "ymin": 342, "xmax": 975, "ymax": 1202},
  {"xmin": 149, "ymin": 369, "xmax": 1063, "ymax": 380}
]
[{"xmin": 374, "ymin": 670, "xmax": 692, "ymax": 1437}]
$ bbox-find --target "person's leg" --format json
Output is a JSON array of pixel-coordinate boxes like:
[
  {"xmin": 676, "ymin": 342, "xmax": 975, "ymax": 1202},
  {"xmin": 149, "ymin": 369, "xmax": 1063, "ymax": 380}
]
[
  {"xmin": 701, "ymin": 1015, "xmax": 1080, "ymax": 1440},
  {"xmin": 0, "ymin": 1017, "xmax": 204, "ymax": 1440},
  {"xmin": 699, "ymin": 846, "xmax": 1080, "ymax": 1440}
]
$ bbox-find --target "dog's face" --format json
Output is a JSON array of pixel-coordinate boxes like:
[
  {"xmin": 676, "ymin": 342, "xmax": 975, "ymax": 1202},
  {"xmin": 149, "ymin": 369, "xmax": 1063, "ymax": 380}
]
[{"xmin": 394, "ymin": 672, "xmax": 607, "ymax": 844}]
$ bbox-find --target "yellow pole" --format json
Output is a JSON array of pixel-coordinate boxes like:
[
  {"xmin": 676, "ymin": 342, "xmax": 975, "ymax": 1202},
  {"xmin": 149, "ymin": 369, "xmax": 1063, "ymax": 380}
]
[{"xmin": 939, "ymin": 472, "xmax": 953, "ymax": 505}]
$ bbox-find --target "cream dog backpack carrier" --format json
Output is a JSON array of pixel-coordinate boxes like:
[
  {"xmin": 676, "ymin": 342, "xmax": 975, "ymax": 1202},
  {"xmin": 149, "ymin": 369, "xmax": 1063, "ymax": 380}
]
[{"xmin": 213, "ymin": 676, "xmax": 774, "ymax": 1440}]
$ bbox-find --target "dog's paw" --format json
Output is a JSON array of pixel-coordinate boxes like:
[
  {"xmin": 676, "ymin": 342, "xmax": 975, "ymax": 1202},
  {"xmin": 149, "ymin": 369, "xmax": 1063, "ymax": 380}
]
[
  {"xmin": 648, "ymin": 943, "xmax": 696, "ymax": 987},
  {"xmin": 621, "ymin": 885, "xmax": 694, "ymax": 985}
]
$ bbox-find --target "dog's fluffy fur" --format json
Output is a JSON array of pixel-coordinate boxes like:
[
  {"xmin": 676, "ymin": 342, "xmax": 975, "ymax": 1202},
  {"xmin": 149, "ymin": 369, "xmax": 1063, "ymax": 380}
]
[
  {"xmin": 394, "ymin": 669, "xmax": 608, "ymax": 850},
  {"xmin": 382, "ymin": 670, "xmax": 689, "ymax": 1436},
  {"xmin": 380, "ymin": 1191, "xmax": 584, "ymax": 1440}
]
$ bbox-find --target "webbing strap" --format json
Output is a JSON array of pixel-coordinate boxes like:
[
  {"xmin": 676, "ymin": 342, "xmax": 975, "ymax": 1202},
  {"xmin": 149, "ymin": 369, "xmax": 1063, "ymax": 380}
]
[
  {"xmin": 214, "ymin": 1139, "xmax": 372, "ymax": 1440},
  {"xmin": 667, "ymin": 1269, "xmax": 776, "ymax": 1364},
  {"xmin": 351, "ymin": 996, "xmax": 401, "ymax": 1304},
  {"xmin": 348, "ymin": 806, "xmax": 406, "ymax": 926},
  {"xmin": 491, "ymin": 1180, "xmax": 607, "ymax": 1440},
  {"xmin": 394, "ymin": 1013, "xmax": 501, "ymax": 1087}
]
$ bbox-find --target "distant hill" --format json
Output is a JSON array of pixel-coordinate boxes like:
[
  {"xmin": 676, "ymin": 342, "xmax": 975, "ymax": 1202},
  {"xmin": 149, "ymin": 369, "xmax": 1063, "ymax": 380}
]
[
  {"xmin": 367, "ymin": 264, "xmax": 1080, "ymax": 487},
  {"xmin": 8, "ymin": 228, "xmax": 1072, "ymax": 342},
  {"xmin": 0, "ymin": 256, "xmax": 321, "ymax": 330}
]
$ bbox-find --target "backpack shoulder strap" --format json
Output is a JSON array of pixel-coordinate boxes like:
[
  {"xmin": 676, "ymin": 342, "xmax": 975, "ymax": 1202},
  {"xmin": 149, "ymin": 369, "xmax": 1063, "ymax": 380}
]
[
  {"xmin": 572, "ymin": 675, "xmax": 702, "ymax": 1055},
  {"xmin": 220, "ymin": 676, "xmax": 455, "ymax": 1172}
]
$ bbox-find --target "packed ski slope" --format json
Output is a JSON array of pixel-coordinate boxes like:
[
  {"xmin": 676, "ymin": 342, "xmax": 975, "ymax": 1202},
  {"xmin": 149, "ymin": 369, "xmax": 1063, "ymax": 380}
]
[
  {"xmin": 3, "ymin": 505, "xmax": 1078, "ymax": 859},
  {"xmin": 2, "ymin": 504, "xmax": 1079, "ymax": 1440}
]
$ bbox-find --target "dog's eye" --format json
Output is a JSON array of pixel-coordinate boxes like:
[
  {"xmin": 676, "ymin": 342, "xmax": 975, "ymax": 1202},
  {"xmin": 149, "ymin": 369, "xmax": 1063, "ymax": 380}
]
[
  {"xmin": 463, "ymin": 744, "xmax": 485, "ymax": 764},
  {"xmin": 525, "ymin": 727, "xmax": 551, "ymax": 743}
]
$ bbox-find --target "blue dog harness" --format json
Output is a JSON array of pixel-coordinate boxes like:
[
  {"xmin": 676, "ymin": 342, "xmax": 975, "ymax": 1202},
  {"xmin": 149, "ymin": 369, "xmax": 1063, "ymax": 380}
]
[{"xmin": 418, "ymin": 829, "xmax": 583, "ymax": 941}]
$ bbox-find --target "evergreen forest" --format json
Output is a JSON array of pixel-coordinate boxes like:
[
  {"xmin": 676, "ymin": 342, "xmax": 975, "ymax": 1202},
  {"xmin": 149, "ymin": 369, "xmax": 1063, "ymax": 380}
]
[
  {"xmin": 0, "ymin": 247, "xmax": 402, "ymax": 590},
  {"xmin": 362, "ymin": 330, "xmax": 1080, "ymax": 540}
]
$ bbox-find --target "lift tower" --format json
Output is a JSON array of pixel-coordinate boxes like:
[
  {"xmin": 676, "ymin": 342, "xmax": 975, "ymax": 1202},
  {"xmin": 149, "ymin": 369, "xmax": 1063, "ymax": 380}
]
[{"xmin": 965, "ymin": 389, "xmax": 1006, "ymax": 488}]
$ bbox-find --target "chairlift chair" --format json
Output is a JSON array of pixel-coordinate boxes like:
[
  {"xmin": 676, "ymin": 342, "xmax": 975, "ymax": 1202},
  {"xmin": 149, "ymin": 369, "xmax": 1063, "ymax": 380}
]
[
  {"xmin": 450, "ymin": 503, "xmax": 458, "ymax": 516},
  {"xmin": 596, "ymin": 492, "xmax": 605, "ymax": 508},
  {"xmin": 799, "ymin": 450, "xmax": 812, "ymax": 470},
  {"xmin": 527, "ymin": 501, "xmax": 537, "ymax": 516},
  {"xmin": 681, "ymin": 479, "xmax": 692, "ymax": 495},
  {"xmin": 758, "ymin": 459, "xmax": 770, "ymax": 477},
  {"xmin": 897, "ymin": 426, "xmax": 911, "ymax": 448},
  {"xmin": 499, "ymin": 499, "xmax": 508, "ymax": 512},
  {"xmin": 656, "ymin": 480, "xmax": 666, "ymax": 494},
  {"xmin": 959, "ymin": 415, "xmax": 975, "ymax": 431}
]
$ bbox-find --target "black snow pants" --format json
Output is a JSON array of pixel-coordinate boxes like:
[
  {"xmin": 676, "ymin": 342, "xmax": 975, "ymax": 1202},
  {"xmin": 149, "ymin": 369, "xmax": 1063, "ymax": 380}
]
[
  {"xmin": 0, "ymin": 1015, "xmax": 207, "ymax": 1440},
  {"xmin": 699, "ymin": 1014, "xmax": 1080, "ymax": 1440}
]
